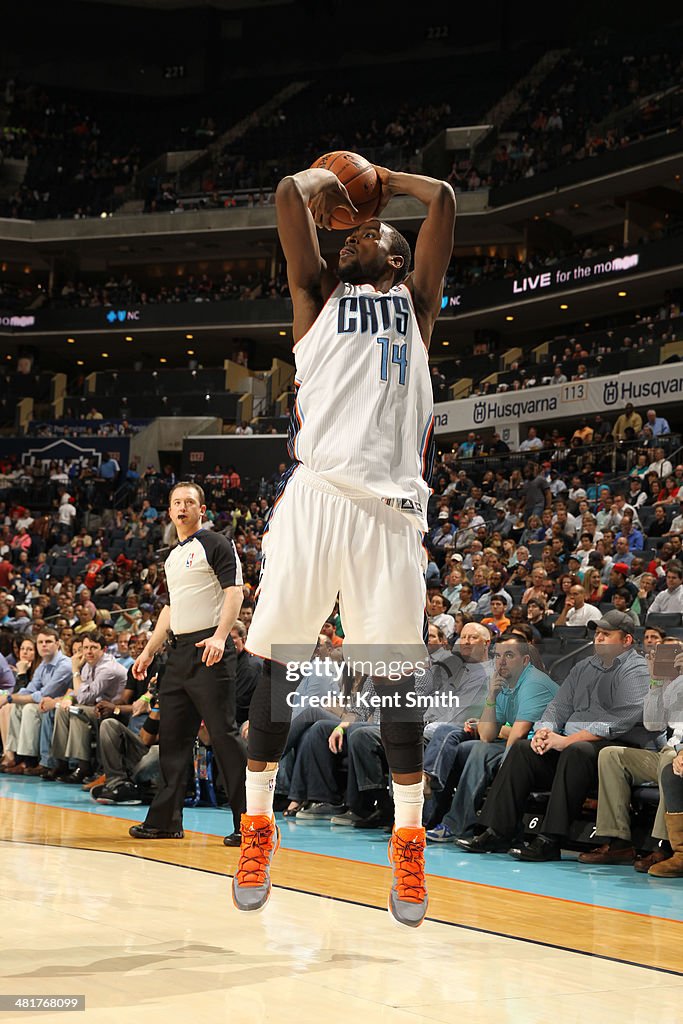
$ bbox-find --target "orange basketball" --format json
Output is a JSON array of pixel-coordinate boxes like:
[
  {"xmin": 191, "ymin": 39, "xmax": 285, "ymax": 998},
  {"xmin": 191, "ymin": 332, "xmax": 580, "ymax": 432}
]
[{"xmin": 310, "ymin": 150, "xmax": 381, "ymax": 230}]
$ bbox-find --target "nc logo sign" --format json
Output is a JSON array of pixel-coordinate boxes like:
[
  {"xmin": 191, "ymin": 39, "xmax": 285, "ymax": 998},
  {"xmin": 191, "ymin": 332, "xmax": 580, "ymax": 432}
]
[
  {"xmin": 603, "ymin": 381, "xmax": 619, "ymax": 406},
  {"xmin": 106, "ymin": 310, "xmax": 141, "ymax": 324},
  {"xmin": 473, "ymin": 401, "xmax": 487, "ymax": 425}
]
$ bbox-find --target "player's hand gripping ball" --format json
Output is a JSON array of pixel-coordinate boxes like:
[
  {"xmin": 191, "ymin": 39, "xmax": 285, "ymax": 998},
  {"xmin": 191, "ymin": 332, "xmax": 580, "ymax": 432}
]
[{"xmin": 310, "ymin": 151, "xmax": 382, "ymax": 230}]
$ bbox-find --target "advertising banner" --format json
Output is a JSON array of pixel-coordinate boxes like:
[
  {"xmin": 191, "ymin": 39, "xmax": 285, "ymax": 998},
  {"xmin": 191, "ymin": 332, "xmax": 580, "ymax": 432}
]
[
  {"xmin": 440, "ymin": 237, "xmax": 681, "ymax": 318},
  {"xmin": 0, "ymin": 241, "xmax": 679, "ymax": 334},
  {"xmin": 2, "ymin": 436, "xmax": 130, "ymax": 474},
  {"xmin": 433, "ymin": 361, "xmax": 683, "ymax": 435}
]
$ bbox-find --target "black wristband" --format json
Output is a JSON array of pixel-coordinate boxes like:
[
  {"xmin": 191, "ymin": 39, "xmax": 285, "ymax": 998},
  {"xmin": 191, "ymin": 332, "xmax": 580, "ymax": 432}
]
[{"xmin": 142, "ymin": 716, "xmax": 160, "ymax": 735}]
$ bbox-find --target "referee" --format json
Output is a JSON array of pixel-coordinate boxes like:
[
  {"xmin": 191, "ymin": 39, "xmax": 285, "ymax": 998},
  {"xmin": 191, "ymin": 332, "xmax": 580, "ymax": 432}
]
[{"xmin": 130, "ymin": 481, "xmax": 246, "ymax": 844}]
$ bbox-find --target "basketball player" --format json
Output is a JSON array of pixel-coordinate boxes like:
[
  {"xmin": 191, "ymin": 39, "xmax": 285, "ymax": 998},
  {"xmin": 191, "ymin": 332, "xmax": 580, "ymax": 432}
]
[{"xmin": 232, "ymin": 164, "xmax": 455, "ymax": 927}]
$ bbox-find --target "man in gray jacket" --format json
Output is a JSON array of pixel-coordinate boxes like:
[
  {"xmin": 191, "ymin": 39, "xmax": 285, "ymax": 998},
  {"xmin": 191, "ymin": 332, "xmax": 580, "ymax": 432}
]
[
  {"xmin": 578, "ymin": 637, "xmax": 682, "ymax": 870},
  {"xmin": 422, "ymin": 622, "xmax": 492, "ymax": 795},
  {"xmin": 457, "ymin": 611, "xmax": 651, "ymax": 861}
]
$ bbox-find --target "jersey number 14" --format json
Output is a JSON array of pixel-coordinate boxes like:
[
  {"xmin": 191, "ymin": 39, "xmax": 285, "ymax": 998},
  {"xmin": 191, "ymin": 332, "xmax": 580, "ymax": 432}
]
[{"xmin": 377, "ymin": 337, "xmax": 407, "ymax": 386}]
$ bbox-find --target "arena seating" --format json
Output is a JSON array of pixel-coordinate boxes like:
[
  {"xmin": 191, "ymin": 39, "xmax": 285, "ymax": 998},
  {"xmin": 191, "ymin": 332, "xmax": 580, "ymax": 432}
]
[
  {"xmin": 2, "ymin": 23, "xmax": 683, "ymax": 881},
  {"xmin": 490, "ymin": 28, "xmax": 683, "ymax": 189}
]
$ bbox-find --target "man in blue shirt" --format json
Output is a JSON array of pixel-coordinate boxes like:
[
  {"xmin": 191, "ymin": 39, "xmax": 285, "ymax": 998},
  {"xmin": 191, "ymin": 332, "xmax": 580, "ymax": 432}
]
[
  {"xmin": 457, "ymin": 432, "xmax": 478, "ymax": 458},
  {"xmin": 616, "ymin": 517, "xmax": 644, "ymax": 553},
  {"xmin": 141, "ymin": 499, "xmax": 159, "ymax": 523},
  {"xmin": 99, "ymin": 453, "xmax": 120, "ymax": 482},
  {"xmin": 0, "ymin": 628, "xmax": 72, "ymax": 772},
  {"xmin": 428, "ymin": 634, "xmax": 557, "ymax": 842},
  {"xmin": 457, "ymin": 611, "xmax": 651, "ymax": 860},
  {"xmin": 0, "ymin": 650, "xmax": 14, "ymax": 693},
  {"xmin": 98, "ymin": 453, "xmax": 120, "ymax": 502},
  {"xmin": 646, "ymin": 409, "xmax": 671, "ymax": 438}
]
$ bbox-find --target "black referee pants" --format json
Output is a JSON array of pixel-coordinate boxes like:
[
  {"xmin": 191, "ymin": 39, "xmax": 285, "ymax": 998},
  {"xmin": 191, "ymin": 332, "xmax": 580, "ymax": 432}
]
[
  {"xmin": 143, "ymin": 629, "xmax": 247, "ymax": 834},
  {"xmin": 478, "ymin": 738, "xmax": 621, "ymax": 839}
]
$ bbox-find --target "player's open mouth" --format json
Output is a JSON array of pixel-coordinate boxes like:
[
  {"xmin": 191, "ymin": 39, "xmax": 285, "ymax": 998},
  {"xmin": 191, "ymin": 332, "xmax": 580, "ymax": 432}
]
[{"xmin": 339, "ymin": 248, "xmax": 354, "ymax": 258}]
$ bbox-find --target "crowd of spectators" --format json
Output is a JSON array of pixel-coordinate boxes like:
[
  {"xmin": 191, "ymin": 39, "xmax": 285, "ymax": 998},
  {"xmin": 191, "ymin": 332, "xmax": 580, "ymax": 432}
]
[
  {"xmin": 1, "ymin": 413, "xmax": 683, "ymax": 876},
  {"xmin": 0, "ymin": 456, "xmax": 277, "ymax": 801},
  {"xmin": 0, "ymin": 83, "xmax": 142, "ymax": 221},
  {"xmin": 407, "ymin": 428, "xmax": 683, "ymax": 869},
  {"xmin": 27, "ymin": 418, "xmax": 147, "ymax": 440},
  {"xmin": 52, "ymin": 271, "xmax": 290, "ymax": 309},
  {"xmin": 196, "ymin": 96, "xmax": 454, "ymax": 207},
  {"xmin": 490, "ymin": 38, "xmax": 683, "ymax": 189},
  {"xmin": 5, "ymin": 238, "xmax": 679, "ymax": 323},
  {"xmin": 143, "ymin": 181, "xmax": 275, "ymax": 215},
  {"xmin": 1, "ymin": 270, "xmax": 291, "ymax": 313},
  {"xmin": 431, "ymin": 296, "xmax": 682, "ymax": 399},
  {"xmin": 2, "ymin": 33, "xmax": 681, "ymax": 225},
  {"xmin": 0, "ymin": 70, "xmax": 469, "ymax": 222},
  {"xmin": 439, "ymin": 410, "xmax": 678, "ymax": 468},
  {"xmin": 0, "ymin": 79, "xmax": 266, "ymax": 221},
  {"xmin": 256, "ymin": 419, "xmax": 683, "ymax": 875},
  {"xmin": 173, "ymin": 38, "xmax": 683, "ymax": 204},
  {"xmin": 443, "ymin": 230, "xmax": 680, "ymax": 293}
]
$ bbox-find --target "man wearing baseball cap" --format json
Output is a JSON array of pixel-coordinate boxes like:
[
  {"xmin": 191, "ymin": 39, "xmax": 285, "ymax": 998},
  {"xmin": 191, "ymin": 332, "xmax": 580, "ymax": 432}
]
[
  {"xmin": 605, "ymin": 563, "xmax": 638, "ymax": 605},
  {"xmin": 456, "ymin": 610, "xmax": 650, "ymax": 861}
]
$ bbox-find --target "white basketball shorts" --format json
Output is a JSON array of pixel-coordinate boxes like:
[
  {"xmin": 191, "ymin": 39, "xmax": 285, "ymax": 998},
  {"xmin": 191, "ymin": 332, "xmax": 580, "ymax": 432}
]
[{"xmin": 245, "ymin": 464, "xmax": 427, "ymax": 663}]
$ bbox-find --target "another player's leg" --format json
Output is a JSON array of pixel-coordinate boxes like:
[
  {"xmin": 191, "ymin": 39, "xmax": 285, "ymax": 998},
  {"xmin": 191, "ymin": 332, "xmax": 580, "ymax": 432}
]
[
  {"xmin": 380, "ymin": 675, "xmax": 429, "ymax": 928},
  {"xmin": 232, "ymin": 659, "xmax": 291, "ymax": 912}
]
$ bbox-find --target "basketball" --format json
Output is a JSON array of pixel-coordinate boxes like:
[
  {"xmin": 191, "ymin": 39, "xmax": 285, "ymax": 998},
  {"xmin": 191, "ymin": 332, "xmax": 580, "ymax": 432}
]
[{"xmin": 310, "ymin": 150, "xmax": 381, "ymax": 230}]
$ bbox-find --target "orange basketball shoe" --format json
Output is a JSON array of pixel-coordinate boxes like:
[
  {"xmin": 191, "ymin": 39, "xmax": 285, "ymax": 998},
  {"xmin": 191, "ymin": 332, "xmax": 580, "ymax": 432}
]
[
  {"xmin": 388, "ymin": 826, "xmax": 429, "ymax": 928},
  {"xmin": 231, "ymin": 814, "xmax": 281, "ymax": 913}
]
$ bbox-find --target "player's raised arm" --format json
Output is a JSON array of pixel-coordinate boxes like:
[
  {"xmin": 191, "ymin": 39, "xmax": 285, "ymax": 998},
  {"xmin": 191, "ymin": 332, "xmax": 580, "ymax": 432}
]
[
  {"xmin": 374, "ymin": 167, "xmax": 456, "ymax": 344},
  {"xmin": 275, "ymin": 170, "xmax": 357, "ymax": 290}
]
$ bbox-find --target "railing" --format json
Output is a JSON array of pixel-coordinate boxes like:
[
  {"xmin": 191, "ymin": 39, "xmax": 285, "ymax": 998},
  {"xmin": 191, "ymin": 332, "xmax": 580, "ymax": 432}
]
[
  {"xmin": 490, "ymin": 126, "xmax": 683, "ymax": 207},
  {"xmin": 436, "ymin": 436, "xmax": 682, "ymax": 482}
]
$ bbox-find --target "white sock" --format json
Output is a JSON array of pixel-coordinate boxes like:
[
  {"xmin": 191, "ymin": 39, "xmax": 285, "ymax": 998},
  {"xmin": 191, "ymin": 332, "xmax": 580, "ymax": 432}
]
[
  {"xmin": 245, "ymin": 767, "xmax": 278, "ymax": 817},
  {"xmin": 392, "ymin": 780, "xmax": 424, "ymax": 830}
]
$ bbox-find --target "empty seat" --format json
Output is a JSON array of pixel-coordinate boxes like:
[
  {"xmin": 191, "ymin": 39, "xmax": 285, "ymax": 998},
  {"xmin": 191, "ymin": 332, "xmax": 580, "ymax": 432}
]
[
  {"xmin": 632, "ymin": 785, "xmax": 659, "ymax": 807},
  {"xmin": 646, "ymin": 612, "xmax": 683, "ymax": 629},
  {"xmin": 553, "ymin": 625, "xmax": 589, "ymax": 642}
]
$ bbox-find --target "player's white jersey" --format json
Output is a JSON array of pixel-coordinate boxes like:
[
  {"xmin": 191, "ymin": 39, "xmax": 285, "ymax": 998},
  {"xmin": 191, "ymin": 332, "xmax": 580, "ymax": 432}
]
[{"xmin": 288, "ymin": 281, "xmax": 434, "ymax": 531}]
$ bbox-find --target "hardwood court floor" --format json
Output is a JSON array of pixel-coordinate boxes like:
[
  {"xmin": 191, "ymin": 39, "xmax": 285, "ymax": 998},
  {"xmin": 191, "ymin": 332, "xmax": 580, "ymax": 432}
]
[
  {"xmin": 1, "ymin": 795, "xmax": 682, "ymax": 971},
  {"xmin": 2, "ymin": 836, "xmax": 683, "ymax": 1024},
  {"xmin": 1, "ymin": 789, "xmax": 682, "ymax": 1024}
]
